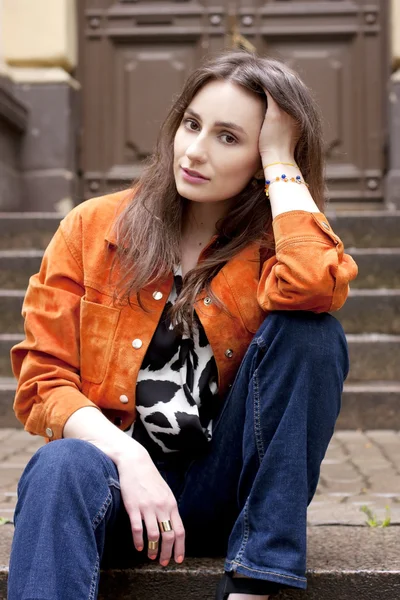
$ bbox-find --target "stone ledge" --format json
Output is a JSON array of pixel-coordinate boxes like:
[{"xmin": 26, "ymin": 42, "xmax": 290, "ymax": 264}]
[
  {"xmin": 0, "ymin": 75, "xmax": 28, "ymax": 133},
  {"xmin": 7, "ymin": 67, "xmax": 80, "ymax": 90},
  {"xmin": 1, "ymin": 525, "xmax": 400, "ymax": 599}
]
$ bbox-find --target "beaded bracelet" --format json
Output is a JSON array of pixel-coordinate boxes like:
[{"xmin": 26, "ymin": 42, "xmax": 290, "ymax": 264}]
[
  {"xmin": 264, "ymin": 162, "xmax": 297, "ymax": 168},
  {"xmin": 264, "ymin": 173, "xmax": 309, "ymax": 198}
]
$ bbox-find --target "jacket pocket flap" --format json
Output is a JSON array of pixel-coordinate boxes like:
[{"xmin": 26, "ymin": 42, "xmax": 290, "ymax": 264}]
[{"xmin": 80, "ymin": 299, "xmax": 120, "ymax": 384}]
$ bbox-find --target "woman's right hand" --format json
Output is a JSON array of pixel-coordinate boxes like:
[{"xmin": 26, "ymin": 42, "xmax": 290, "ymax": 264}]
[{"xmin": 116, "ymin": 444, "xmax": 186, "ymax": 567}]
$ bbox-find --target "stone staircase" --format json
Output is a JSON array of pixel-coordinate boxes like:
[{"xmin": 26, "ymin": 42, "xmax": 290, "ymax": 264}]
[
  {"xmin": 1, "ymin": 205, "xmax": 400, "ymax": 598},
  {"xmin": 1, "ymin": 207, "xmax": 399, "ymax": 430}
]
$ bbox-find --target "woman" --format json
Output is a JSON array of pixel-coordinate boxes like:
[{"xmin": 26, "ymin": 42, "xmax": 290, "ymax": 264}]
[{"xmin": 8, "ymin": 50, "xmax": 358, "ymax": 600}]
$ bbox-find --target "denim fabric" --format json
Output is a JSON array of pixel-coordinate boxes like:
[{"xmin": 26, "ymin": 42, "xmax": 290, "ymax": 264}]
[{"xmin": 8, "ymin": 311, "xmax": 349, "ymax": 599}]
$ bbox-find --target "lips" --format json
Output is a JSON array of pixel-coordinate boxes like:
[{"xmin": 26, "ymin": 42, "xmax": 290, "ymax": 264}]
[{"xmin": 181, "ymin": 167, "xmax": 209, "ymax": 180}]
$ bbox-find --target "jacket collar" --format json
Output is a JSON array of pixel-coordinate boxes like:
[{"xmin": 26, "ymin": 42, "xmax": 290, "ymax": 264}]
[
  {"xmin": 105, "ymin": 225, "xmax": 220, "ymax": 256},
  {"xmin": 104, "ymin": 223, "xmax": 121, "ymax": 247},
  {"xmin": 104, "ymin": 190, "xmax": 133, "ymax": 248},
  {"xmin": 103, "ymin": 190, "xmax": 260, "ymax": 262}
]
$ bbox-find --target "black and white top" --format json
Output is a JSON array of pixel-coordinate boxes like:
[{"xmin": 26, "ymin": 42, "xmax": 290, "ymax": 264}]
[{"xmin": 124, "ymin": 265, "xmax": 221, "ymax": 456}]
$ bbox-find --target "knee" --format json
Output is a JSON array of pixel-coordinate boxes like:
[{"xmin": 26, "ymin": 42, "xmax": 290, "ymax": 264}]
[
  {"xmin": 257, "ymin": 311, "xmax": 349, "ymax": 376},
  {"xmin": 31, "ymin": 438, "xmax": 101, "ymax": 471},
  {"xmin": 18, "ymin": 438, "xmax": 117, "ymax": 493}
]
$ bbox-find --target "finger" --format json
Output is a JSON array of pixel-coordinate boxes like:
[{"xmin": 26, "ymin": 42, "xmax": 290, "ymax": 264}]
[
  {"xmin": 143, "ymin": 511, "xmax": 161, "ymax": 560},
  {"xmin": 262, "ymin": 87, "xmax": 269, "ymax": 111},
  {"xmin": 170, "ymin": 506, "xmax": 186, "ymax": 564},
  {"xmin": 158, "ymin": 517, "xmax": 176, "ymax": 566},
  {"xmin": 263, "ymin": 89, "xmax": 280, "ymax": 117},
  {"xmin": 129, "ymin": 509, "xmax": 144, "ymax": 552}
]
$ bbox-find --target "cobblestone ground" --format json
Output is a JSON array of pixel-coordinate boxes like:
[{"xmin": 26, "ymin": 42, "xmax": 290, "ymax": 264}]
[{"xmin": 1, "ymin": 428, "xmax": 400, "ymax": 526}]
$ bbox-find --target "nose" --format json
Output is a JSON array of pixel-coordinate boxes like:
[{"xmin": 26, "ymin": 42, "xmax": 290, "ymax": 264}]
[{"xmin": 185, "ymin": 135, "xmax": 207, "ymax": 163}]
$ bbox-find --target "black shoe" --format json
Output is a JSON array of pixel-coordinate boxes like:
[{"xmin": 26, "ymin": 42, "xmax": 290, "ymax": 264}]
[{"xmin": 215, "ymin": 572, "xmax": 281, "ymax": 599}]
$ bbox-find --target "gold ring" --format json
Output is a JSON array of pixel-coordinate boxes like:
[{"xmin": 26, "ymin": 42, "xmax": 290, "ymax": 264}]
[
  {"xmin": 148, "ymin": 540, "xmax": 159, "ymax": 550},
  {"xmin": 159, "ymin": 520, "xmax": 173, "ymax": 532}
]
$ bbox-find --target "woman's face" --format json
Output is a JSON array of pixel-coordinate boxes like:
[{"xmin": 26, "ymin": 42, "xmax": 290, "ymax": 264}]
[{"xmin": 173, "ymin": 80, "xmax": 265, "ymax": 203}]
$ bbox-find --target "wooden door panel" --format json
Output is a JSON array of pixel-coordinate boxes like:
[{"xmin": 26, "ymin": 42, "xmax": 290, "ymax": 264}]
[
  {"xmin": 232, "ymin": 0, "xmax": 388, "ymax": 202},
  {"xmin": 80, "ymin": 0, "xmax": 215, "ymax": 198},
  {"xmin": 109, "ymin": 44, "xmax": 197, "ymax": 183},
  {"xmin": 79, "ymin": 0, "xmax": 388, "ymax": 203},
  {"xmin": 263, "ymin": 36, "xmax": 365, "ymax": 200}
]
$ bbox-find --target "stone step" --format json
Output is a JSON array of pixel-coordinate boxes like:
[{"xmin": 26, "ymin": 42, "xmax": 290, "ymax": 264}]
[
  {"xmin": 0, "ymin": 524, "xmax": 399, "ymax": 599},
  {"xmin": 0, "ymin": 209, "xmax": 399, "ymax": 251},
  {"xmin": 2, "ymin": 372, "xmax": 400, "ymax": 430},
  {"xmin": 1, "ymin": 289, "xmax": 400, "ymax": 335},
  {"xmin": 1, "ymin": 247, "xmax": 399, "ymax": 290},
  {"xmin": 0, "ymin": 378, "xmax": 18, "ymax": 427},
  {"xmin": 336, "ymin": 382, "xmax": 400, "ymax": 429},
  {"xmin": 0, "ymin": 212, "xmax": 62, "ymax": 250},
  {"xmin": 0, "ymin": 328, "xmax": 399, "ymax": 381},
  {"xmin": 345, "ymin": 334, "xmax": 400, "ymax": 382},
  {"xmin": 0, "ymin": 336, "xmax": 21, "ymax": 380},
  {"xmin": 348, "ymin": 248, "xmax": 400, "ymax": 289},
  {"xmin": 325, "ymin": 209, "xmax": 400, "ymax": 247},
  {"xmin": 0, "ymin": 291, "xmax": 25, "ymax": 334},
  {"xmin": 2, "ymin": 427, "xmax": 400, "ymax": 597},
  {"xmin": 0, "ymin": 250, "xmax": 43, "ymax": 289},
  {"xmin": 336, "ymin": 289, "xmax": 400, "ymax": 334}
]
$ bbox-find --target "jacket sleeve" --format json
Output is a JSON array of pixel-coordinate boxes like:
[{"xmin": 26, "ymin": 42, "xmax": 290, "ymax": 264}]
[
  {"xmin": 257, "ymin": 210, "xmax": 358, "ymax": 313},
  {"xmin": 10, "ymin": 212, "xmax": 101, "ymax": 442}
]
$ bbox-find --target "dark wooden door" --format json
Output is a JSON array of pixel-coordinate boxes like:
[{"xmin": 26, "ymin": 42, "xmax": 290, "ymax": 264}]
[{"xmin": 78, "ymin": 0, "xmax": 389, "ymax": 204}]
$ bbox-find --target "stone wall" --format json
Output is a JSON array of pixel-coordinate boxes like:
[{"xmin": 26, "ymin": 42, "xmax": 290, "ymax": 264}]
[
  {"xmin": 1, "ymin": 0, "xmax": 400, "ymax": 210},
  {"xmin": 1, "ymin": 0, "xmax": 79, "ymax": 212}
]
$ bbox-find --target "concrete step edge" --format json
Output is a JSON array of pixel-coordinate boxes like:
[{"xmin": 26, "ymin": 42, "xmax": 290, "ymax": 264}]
[
  {"xmin": 347, "ymin": 247, "xmax": 400, "ymax": 255},
  {"xmin": 0, "ymin": 290, "xmax": 25, "ymax": 298},
  {"xmin": 343, "ymin": 381, "xmax": 400, "ymax": 392},
  {"xmin": 1, "ymin": 288, "xmax": 400, "ymax": 297},
  {"xmin": 1, "ymin": 378, "xmax": 400, "ymax": 393},
  {"xmin": 1, "ymin": 248, "xmax": 400, "ymax": 258},
  {"xmin": 0, "ymin": 249, "xmax": 44, "ymax": 258},
  {"xmin": 325, "ymin": 209, "xmax": 400, "ymax": 217},
  {"xmin": 0, "ymin": 334, "xmax": 24, "ymax": 341},
  {"xmin": 1, "ymin": 526, "xmax": 400, "ymax": 599},
  {"xmin": 0, "ymin": 377, "xmax": 16, "ymax": 390},
  {"xmin": 2, "ymin": 332, "xmax": 399, "ymax": 342},
  {"xmin": 345, "ymin": 333, "xmax": 400, "ymax": 342},
  {"xmin": 0, "ymin": 212, "xmax": 64, "ymax": 219},
  {"xmin": 348, "ymin": 288, "xmax": 400, "ymax": 296},
  {"xmin": 0, "ymin": 208, "xmax": 394, "ymax": 218}
]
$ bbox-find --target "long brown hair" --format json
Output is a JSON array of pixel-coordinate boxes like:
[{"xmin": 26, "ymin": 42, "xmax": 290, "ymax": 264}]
[{"xmin": 110, "ymin": 50, "xmax": 326, "ymax": 336}]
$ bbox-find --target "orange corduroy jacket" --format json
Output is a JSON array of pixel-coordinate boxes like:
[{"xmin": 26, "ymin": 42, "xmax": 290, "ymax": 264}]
[{"xmin": 10, "ymin": 189, "xmax": 358, "ymax": 443}]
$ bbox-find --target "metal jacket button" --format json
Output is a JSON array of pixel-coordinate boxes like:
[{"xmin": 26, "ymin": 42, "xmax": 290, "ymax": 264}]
[
  {"xmin": 225, "ymin": 349, "xmax": 233, "ymax": 358},
  {"xmin": 119, "ymin": 394, "xmax": 129, "ymax": 404},
  {"xmin": 45, "ymin": 427, "xmax": 53, "ymax": 438},
  {"xmin": 153, "ymin": 291, "xmax": 163, "ymax": 300},
  {"xmin": 132, "ymin": 339, "xmax": 143, "ymax": 349},
  {"xmin": 204, "ymin": 297, "xmax": 212, "ymax": 305}
]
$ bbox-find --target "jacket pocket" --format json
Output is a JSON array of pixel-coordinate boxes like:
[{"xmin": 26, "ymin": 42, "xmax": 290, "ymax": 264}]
[{"xmin": 80, "ymin": 298, "xmax": 120, "ymax": 384}]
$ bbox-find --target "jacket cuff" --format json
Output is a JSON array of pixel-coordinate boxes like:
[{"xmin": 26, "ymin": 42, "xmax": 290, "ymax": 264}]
[
  {"xmin": 272, "ymin": 210, "xmax": 341, "ymax": 249},
  {"xmin": 21, "ymin": 387, "xmax": 102, "ymax": 442}
]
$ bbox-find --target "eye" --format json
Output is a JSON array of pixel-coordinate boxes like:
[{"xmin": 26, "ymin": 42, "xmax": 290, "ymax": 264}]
[
  {"xmin": 220, "ymin": 133, "xmax": 237, "ymax": 145},
  {"xmin": 183, "ymin": 118, "xmax": 199, "ymax": 131},
  {"xmin": 183, "ymin": 118, "xmax": 238, "ymax": 145}
]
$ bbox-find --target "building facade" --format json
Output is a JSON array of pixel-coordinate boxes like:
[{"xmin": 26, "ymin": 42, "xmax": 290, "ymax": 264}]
[{"xmin": 1, "ymin": 0, "xmax": 399, "ymax": 212}]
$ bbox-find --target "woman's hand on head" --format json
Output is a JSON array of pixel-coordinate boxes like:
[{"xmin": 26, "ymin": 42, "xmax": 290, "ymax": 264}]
[
  {"xmin": 259, "ymin": 89, "xmax": 301, "ymax": 165},
  {"xmin": 116, "ymin": 445, "xmax": 185, "ymax": 567}
]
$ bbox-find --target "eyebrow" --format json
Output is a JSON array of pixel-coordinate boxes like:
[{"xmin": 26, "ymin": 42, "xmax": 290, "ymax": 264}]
[{"xmin": 184, "ymin": 108, "xmax": 247, "ymax": 136}]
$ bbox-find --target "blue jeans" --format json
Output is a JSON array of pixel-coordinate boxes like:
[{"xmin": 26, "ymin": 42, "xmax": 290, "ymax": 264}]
[{"xmin": 8, "ymin": 311, "xmax": 349, "ymax": 599}]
